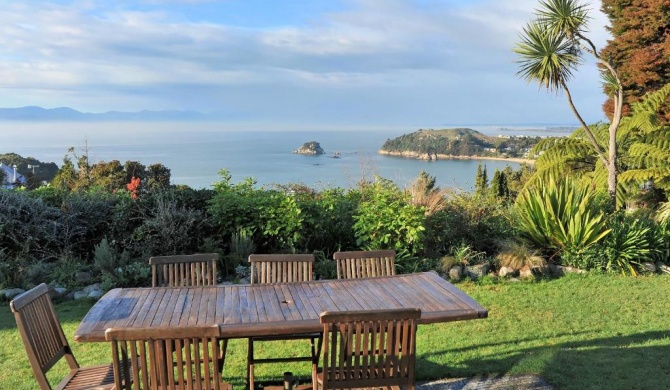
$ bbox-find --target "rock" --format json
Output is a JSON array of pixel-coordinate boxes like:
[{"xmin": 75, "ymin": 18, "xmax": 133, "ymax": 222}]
[
  {"xmin": 4, "ymin": 288, "xmax": 26, "ymax": 300},
  {"xmin": 84, "ymin": 283, "xmax": 102, "ymax": 294},
  {"xmin": 87, "ymin": 290, "xmax": 103, "ymax": 300},
  {"xmin": 48, "ymin": 285, "xmax": 68, "ymax": 299},
  {"xmin": 498, "ymin": 266, "xmax": 516, "ymax": 278},
  {"xmin": 550, "ymin": 264, "xmax": 585, "ymax": 276},
  {"xmin": 657, "ymin": 262, "xmax": 670, "ymax": 274},
  {"xmin": 73, "ymin": 291, "xmax": 89, "ymax": 300},
  {"xmin": 519, "ymin": 266, "xmax": 534, "ymax": 279},
  {"xmin": 448, "ymin": 266, "xmax": 463, "ymax": 281},
  {"xmin": 642, "ymin": 262, "xmax": 657, "ymax": 273},
  {"xmin": 293, "ymin": 141, "xmax": 325, "ymax": 155},
  {"xmin": 465, "ymin": 263, "xmax": 490, "ymax": 280}
]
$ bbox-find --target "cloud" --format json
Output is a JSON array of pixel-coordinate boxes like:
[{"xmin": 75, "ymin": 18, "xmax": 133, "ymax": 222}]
[{"xmin": 0, "ymin": 0, "xmax": 611, "ymax": 124}]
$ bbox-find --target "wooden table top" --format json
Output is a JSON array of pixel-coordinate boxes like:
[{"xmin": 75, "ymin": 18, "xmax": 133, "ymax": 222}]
[{"xmin": 75, "ymin": 271, "xmax": 487, "ymax": 342}]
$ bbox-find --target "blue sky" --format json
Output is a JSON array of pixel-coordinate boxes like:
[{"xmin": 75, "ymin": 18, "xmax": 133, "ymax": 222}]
[{"xmin": 0, "ymin": 0, "xmax": 611, "ymax": 128}]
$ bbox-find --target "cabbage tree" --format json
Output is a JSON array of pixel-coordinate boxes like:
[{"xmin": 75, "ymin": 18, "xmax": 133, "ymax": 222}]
[{"xmin": 515, "ymin": 0, "xmax": 624, "ymax": 207}]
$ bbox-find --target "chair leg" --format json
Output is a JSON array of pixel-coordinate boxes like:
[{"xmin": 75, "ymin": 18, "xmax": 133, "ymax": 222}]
[
  {"xmin": 311, "ymin": 336, "xmax": 323, "ymax": 390},
  {"xmin": 247, "ymin": 338, "xmax": 254, "ymax": 390},
  {"xmin": 219, "ymin": 338, "xmax": 228, "ymax": 374}
]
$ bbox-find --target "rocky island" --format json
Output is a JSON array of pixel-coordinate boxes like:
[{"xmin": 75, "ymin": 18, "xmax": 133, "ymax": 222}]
[
  {"xmin": 379, "ymin": 128, "xmax": 543, "ymax": 163},
  {"xmin": 293, "ymin": 141, "xmax": 325, "ymax": 155}
]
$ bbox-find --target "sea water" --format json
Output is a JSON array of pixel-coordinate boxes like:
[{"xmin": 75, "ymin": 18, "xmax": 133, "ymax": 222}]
[{"xmin": 0, "ymin": 121, "xmax": 568, "ymax": 191}]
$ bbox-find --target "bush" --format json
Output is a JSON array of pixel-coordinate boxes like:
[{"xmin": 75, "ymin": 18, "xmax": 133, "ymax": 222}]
[
  {"xmin": 208, "ymin": 170, "xmax": 303, "ymax": 253},
  {"xmin": 133, "ymin": 190, "xmax": 208, "ymax": 256},
  {"xmin": 94, "ymin": 238, "xmax": 150, "ymax": 290},
  {"xmin": 353, "ymin": 178, "xmax": 426, "ymax": 255},
  {"xmin": 426, "ymin": 192, "xmax": 513, "ymax": 256},
  {"xmin": 562, "ymin": 212, "xmax": 660, "ymax": 275},
  {"xmin": 514, "ymin": 176, "xmax": 610, "ymax": 257}
]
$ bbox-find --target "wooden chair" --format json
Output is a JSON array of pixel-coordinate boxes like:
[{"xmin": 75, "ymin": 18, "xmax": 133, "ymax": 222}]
[
  {"xmin": 247, "ymin": 254, "xmax": 321, "ymax": 390},
  {"xmin": 106, "ymin": 325, "xmax": 231, "ymax": 390},
  {"xmin": 149, "ymin": 253, "xmax": 218, "ymax": 287},
  {"xmin": 10, "ymin": 283, "xmax": 116, "ymax": 390},
  {"xmin": 332, "ymin": 250, "xmax": 396, "ymax": 279},
  {"xmin": 315, "ymin": 308, "xmax": 421, "ymax": 390}
]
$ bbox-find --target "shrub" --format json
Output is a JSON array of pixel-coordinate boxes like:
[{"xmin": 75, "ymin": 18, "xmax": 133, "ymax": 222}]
[
  {"xmin": 208, "ymin": 170, "xmax": 303, "ymax": 252},
  {"xmin": 495, "ymin": 240, "xmax": 546, "ymax": 271},
  {"xmin": 353, "ymin": 178, "xmax": 426, "ymax": 255},
  {"xmin": 50, "ymin": 255, "xmax": 89, "ymax": 290},
  {"xmin": 94, "ymin": 238, "xmax": 150, "ymax": 289},
  {"xmin": 514, "ymin": 176, "xmax": 610, "ymax": 258},
  {"xmin": 563, "ymin": 212, "xmax": 660, "ymax": 275},
  {"xmin": 426, "ymin": 192, "xmax": 513, "ymax": 256},
  {"xmin": 134, "ymin": 190, "xmax": 207, "ymax": 256}
]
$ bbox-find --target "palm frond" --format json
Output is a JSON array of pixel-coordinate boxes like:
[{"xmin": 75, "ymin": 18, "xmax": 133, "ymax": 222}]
[
  {"xmin": 535, "ymin": 0, "xmax": 591, "ymax": 38},
  {"xmin": 515, "ymin": 21, "xmax": 581, "ymax": 91}
]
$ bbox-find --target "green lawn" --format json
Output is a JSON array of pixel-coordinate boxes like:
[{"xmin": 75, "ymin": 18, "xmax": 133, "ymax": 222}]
[{"xmin": 2, "ymin": 273, "xmax": 670, "ymax": 389}]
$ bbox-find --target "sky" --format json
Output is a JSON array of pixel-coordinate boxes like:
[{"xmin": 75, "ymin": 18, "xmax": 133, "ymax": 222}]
[{"xmin": 0, "ymin": 0, "xmax": 612, "ymax": 128}]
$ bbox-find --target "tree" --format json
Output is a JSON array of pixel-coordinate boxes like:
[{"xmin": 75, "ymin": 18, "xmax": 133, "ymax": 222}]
[
  {"xmin": 474, "ymin": 163, "xmax": 488, "ymax": 196},
  {"xmin": 490, "ymin": 169, "xmax": 509, "ymax": 199},
  {"xmin": 601, "ymin": 0, "xmax": 670, "ymax": 122},
  {"xmin": 146, "ymin": 163, "xmax": 171, "ymax": 191},
  {"xmin": 529, "ymin": 84, "xmax": 670, "ymax": 205},
  {"xmin": 515, "ymin": 0, "xmax": 624, "ymax": 206}
]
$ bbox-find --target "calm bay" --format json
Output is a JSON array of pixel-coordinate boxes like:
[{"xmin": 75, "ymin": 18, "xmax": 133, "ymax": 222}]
[{"xmin": 0, "ymin": 121, "xmax": 566, "ymax": 191}]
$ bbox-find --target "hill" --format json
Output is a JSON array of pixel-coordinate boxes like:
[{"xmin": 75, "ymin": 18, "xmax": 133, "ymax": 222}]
[
  {"xmin": 0, "ymin": 106, "xmax": 212, "ymax": 121},
  {"xmin": 379, "ymin": 128, "xmax": 541, "ymax": 161}
]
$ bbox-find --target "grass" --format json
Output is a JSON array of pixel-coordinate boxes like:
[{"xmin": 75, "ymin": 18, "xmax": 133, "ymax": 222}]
[{"xmin": 2, "ymin": 273, "xmax": 670, "ymax": 389}]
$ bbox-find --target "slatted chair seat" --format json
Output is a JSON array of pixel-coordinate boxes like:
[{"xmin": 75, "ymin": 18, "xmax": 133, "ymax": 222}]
[
  {"xmin": 149, "ymin": 253, "xmax": 219, "ymax": 287},
  {"xmin": 106, "ymin": 325, "xmax": 231, "ymax": 390},
  {"xmin": 333, "ymin": 250, "xmax": 396, "ymax": 279},
  {"xmin": 247, "ymin": 254, "xmax": 322, "ymax": 390},
  {"xmin": 10, "ymin": 283, "xmax": 118, "ymax": 390},
  {"xmin": 315, "ymin": 308, "xmax": 420, "ymax": 390}
]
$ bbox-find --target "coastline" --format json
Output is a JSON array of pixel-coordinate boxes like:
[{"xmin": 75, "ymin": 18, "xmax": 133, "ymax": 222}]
[{"xmin": 378, "ymin": 150, "xmax": 535, "ymax": 165}]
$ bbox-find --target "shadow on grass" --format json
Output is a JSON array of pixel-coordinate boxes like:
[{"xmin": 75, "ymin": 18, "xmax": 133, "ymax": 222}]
[{"xmin": 419, "ymin": 330, "xmax": 670, "ymax": 389}]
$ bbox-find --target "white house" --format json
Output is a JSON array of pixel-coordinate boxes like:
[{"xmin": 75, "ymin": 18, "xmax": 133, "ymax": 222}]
[{"xmin": 0, "ymin": 163, "xmax": 27, "ymax": 189}]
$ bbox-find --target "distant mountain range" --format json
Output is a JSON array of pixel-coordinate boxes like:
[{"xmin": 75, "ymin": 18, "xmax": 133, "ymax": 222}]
[{"xmin": 0, "ymin": 106, "xmax": 223, "ymax": 121}]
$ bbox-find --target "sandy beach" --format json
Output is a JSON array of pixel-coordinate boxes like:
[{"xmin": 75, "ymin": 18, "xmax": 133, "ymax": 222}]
[{"xmin": 378, "ymin": 150, "xmax": 535, "ymax": 165}]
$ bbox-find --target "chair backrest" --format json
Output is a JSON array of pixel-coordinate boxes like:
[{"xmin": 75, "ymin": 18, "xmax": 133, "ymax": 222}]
[
  {"xmin": 319, "ymin": 308, "xmax": 420, "ymax": 390},
  {"xmin": 332, "ymin": 250, "xmax": 396, "ymax": 279},
  {"xmin": 10, "ymin": 283, "xmax": 79, "ymax": 390},
  {"xmin": 248, "ymin": 254, "xmax": 314, "ymax": 284},
  {"xmin": 149, "ymin": 253, "xmax": 219, "ymax": 287},
  {"xmin": 106, "ymin": 325, "xmax": 223, "ymax": 390}
]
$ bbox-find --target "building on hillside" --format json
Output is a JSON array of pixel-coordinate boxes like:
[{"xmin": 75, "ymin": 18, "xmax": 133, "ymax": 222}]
[{"xmin": 0, "ymin": 163, "xmax": 27, "ymax": 189}]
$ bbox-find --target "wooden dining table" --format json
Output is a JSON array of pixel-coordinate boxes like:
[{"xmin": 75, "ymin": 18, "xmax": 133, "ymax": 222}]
[{"xmin": 75, "ymin": 271, "xmax": 487, "ymax": 342}]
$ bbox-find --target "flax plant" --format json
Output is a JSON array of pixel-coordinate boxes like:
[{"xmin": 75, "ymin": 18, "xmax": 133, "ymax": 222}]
[{"xmin": 515, "ymin": 176, "xmax": 610, "ymax": 257}]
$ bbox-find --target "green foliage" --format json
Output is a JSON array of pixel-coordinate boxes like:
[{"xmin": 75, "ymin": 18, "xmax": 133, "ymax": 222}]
[
  {"xmin": 474, "ymin": 163, "xmax": 488, "ymax": 197},
  {"xmin": 352, "ymin": 178, "xmax": 426, "ymax": 255},
  {"xmin": 425, "ymin": 192, "xmax": 513, "ymax": 256},
  {"xmin": 490, "ymin": 169, "xmax": 510, "ymax": 199},
  {"xmin": 94, "ymin": 238, "xmax": 150, "ymax": 290},
  {"xmin": 599, "ymin": 213, "xmax": 657, "ymax": 275},
  {"xmin": 209, "ymin": 170, "xmax": 303, "ymax": 252},
  {"xmin": 568, "ymin": 212, "xmax": 660, "ymax": 275},
  {"xmin": 380, "ymin": 128, "xmax": 541, "ymax": 158},
  {"xmin": 440, "ymin": 242, "xmax": 486, "ymax": 272},
  {"xmin": 50, "ymin": 256, "xmax": 89, "ymax": 290},
  {"xmin": 514, "ymin": 176, "xmax": 611, "ymax": 257},
  {"xmin": 313, "ymin": 250, "xmax": 337, "ymax": 280},
  {"xmin": 133, "ymin": 190, "xmax": 206, "ymax": 256}
]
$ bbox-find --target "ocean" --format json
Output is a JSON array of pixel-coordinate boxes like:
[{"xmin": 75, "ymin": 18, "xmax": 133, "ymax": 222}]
[{"xmin": 0, "ymin": 121, "xmax": 570, "ymax": 191}]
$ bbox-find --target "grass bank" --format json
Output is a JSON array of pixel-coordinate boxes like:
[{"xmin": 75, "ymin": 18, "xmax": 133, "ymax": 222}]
[{"xmin": 1, "ymin": 273, "xmax": 669, "ymax": 389}]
